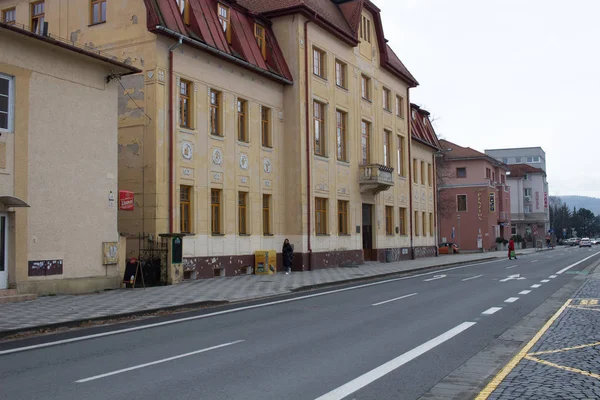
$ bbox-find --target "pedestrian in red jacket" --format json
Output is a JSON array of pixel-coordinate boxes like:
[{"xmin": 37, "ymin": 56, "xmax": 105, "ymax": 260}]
[{"xmin": 508, "ymin": 238, "xmax": 517, "ymax": 260}]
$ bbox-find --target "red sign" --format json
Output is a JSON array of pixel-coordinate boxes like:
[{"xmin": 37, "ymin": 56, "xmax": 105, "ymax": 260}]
[{"xmin": 119, "ymin": 190, "xmax": 134, "ymax": 211}]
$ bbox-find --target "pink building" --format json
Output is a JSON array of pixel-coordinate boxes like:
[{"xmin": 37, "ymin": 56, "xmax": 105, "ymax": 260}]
[{"xmin": 438, "ymin": 140, "xmax": 511, "ymax": 251}]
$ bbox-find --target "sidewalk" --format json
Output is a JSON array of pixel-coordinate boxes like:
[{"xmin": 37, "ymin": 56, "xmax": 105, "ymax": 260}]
[
  {"xmin": 478, "ymin": 261, "xmax": 600, "ymax": 400},
  {"xmin": 0, "ymin": 248, "xmax": 548, "ymax": 335}
]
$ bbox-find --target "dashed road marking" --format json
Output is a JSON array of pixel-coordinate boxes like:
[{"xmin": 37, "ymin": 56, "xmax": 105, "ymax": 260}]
[
  {"xmin": 504, "ymin": 297, "xmax": 519, "ymax": 303},
  {"xmin": 372, "ymin": 292, "xmax": 417, "ymax": 307},
  {"xmin": 519, "ymin": 290, "xmax": 531, "ymax": 295},
  {"xmin": 482, "ymin": 307, "xmax": 502, "ymax": 315},
  {"xmin": 506, "ymin": 265, "xmax": 518, "ymax": 269},
  {"xmin": 549, "ymin": 275, "xmax": 557, "ymax": 279},
  {"xmin": 531, "ymin": 284, "xmax": 541, "ymax": 288},
  {"xmin": 541, "ymin": 280, "xmax": 550, "ymax": 283},
  {"xmin": 531, "ymin": 260, "xmax": 539, "ymax": 263},
  {"xmin": 462, "ymin": 275, "xmax": 483, "ymax": 282}
]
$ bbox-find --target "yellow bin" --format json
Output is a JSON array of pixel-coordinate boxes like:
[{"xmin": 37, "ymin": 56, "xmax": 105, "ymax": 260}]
[{"xmin": 255, "ymin": 250, "xmax": 277, "ymax": 275}]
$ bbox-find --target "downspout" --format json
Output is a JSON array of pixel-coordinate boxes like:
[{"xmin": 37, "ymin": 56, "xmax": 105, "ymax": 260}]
[
  {"xmin": 433, "ymin": 152, "xmax": 438, "ymax": 256},
  {"xmin": 168, "ymin": 37, "xmax": 183, "ymax": 233},
  {"xmin": 407, "ymin": 92, "xmax": 414, "ymax": 259},
  {"xmin": 304, "ymin": 15, "xmax": 316, "ymax": 270}
]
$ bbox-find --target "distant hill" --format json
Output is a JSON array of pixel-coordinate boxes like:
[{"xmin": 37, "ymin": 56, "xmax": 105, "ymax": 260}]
[{"xmin": 558, "ymin": 196, "xmax": 600, "ymax": 215}]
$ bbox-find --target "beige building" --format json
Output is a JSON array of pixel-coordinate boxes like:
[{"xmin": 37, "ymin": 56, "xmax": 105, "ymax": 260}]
[
  {"xmin": 0, "ymin": 0, "xmax": 439, "ymax": 281},
  {"xmin": 0, "ymin": 18, "xmax": 138, "ymax": 293}
]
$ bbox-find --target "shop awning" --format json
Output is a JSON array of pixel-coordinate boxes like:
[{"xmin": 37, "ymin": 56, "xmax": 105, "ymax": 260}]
[{"xmin": 0, "ymin": 196, "xmax": 30, "ymax": 207}]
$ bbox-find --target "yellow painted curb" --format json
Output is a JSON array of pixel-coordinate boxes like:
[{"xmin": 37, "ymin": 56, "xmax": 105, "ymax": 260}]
[{"xmin": 474, "ymin": 299, "xmax": 572, "ymax": 399}]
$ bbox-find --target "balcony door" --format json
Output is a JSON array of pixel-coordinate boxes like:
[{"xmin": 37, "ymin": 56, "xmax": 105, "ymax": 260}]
[{"xmin": 362, "ymin": 204, "xmax": 376, "ymax": 261}]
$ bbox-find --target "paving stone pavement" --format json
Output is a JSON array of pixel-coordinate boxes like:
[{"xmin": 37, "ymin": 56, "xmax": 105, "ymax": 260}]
[
  {"xmin": 485, "ymin": 263, "xmax": 600, "ymax": 400},
  {"xmin": 0, "ymin": 248, "xmax": 548, "ymax": 334}
]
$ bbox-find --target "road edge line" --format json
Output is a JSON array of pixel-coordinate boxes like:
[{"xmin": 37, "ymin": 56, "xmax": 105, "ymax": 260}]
[{"xmin": 474, "ymin": 298, "xmax": 572, "ymax": 399}]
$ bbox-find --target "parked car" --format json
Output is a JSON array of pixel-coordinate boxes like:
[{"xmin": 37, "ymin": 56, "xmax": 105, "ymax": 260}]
[
  {"xmin": 438, "ymin": 243, "xmax": 460, "ymax": 254},
  {"xmin": 591, "ymin": 238, "xmax": 598, "ymax": 245},
  {"xmin": 580, "ymin": 238, "xmax": 592, "ymax": 248}
]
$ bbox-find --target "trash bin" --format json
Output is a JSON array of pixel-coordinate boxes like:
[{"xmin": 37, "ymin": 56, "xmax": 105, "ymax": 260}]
[
  {"xmin": 385, "ymin": 249, "xmax": 392, "ymax": 263},
  {"xmin": 255, "ymin": 250, "xmax": 277, "ymax": 275}
]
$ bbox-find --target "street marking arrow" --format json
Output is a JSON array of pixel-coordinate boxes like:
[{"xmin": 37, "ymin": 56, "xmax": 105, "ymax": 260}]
[
  {"xmin": 500, "ymin": 274, "xmax": 526, "ymax": 282},
  {"xmin": 424, "ymin": 274, "xmax": 446, "ymax": 282}
]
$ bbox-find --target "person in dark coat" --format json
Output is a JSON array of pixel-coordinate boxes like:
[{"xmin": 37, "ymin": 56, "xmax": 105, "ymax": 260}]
[{"xmin": 282, "ymin": 239, "xmax": 294, "ymax": 275}]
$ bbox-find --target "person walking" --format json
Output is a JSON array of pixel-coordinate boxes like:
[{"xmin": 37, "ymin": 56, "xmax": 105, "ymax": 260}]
[
  {"xmin": 282, "ymin": 238, "xmax": 294, "ymax": 275},
  {"xmin": 508, "ymin": 237, "xmax": 517, "ymax": 260}
]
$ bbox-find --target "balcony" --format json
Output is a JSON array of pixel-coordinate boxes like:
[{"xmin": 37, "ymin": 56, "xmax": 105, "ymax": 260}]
[{"xmin": 359, "ymin": 164, "xmax": 395, "ymax": 195}]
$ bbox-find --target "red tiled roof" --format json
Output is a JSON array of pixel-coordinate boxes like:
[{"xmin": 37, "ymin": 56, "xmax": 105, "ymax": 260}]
[
  {"xmin": 508, "ymin": 164, "xmax": 545, "ymax": 178},
  {"xmin": 237, "ymin": 0, "xmax": 418, "ymax": 86},
  {"xmin": 439, "ymin": 139, "xmax": 510, "ymax": 170},
  {"xmin": 144, "ymin": 0, "xmax": 293, "ymax": 83},
  {"xmin": 411, "ymin": 105, "xmax": 441, "ymax": 151}
]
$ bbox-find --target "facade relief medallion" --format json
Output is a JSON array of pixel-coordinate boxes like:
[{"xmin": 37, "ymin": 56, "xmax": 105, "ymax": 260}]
[
  {"xmin": 212, "ymin": 172, "xmax": 222, "ymax": 182},
  {"xmin": 239, "ymin": 154, "xmax": 249, "ymax": 170},
  {"xmin": 264, "ymin": 180, "xmax": 271, "ymax": 188},
  {"xmin": 182, "ymin": 142, "xmax": 193, "ymax": 160},
  {"xmin": 212, "ymin": 148, "xmax": 223, "ymax": 165},
  {"xmin": 263, "ymin": 159, "xmax": 272, "ymax": 174}
]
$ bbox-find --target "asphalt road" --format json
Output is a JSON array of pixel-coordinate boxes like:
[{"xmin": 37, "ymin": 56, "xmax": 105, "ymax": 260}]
[{"xmin": 1, "ymin": 247, "xmax": 599, "ymax": 400}]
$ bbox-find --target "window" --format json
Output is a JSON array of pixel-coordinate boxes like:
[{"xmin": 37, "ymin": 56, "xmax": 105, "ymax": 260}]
[
  {"xmin": 313, "ymin": 101, "xmax": 325, "ymax": 156},
  {"xmin": 492, "ymin": 172, "xmax": 495, "ymax": 182},
  {"xmin": 91, "ymin": 0, "xmax": 107, "ymax": 24},
  {"xmin": 238, "ymin": 192, "xmax": 248, "ymax": 235},
  {"xmin": 524, "ymin": 174, "xmax": 530, "ymax": 181},
  {"xmin": 0, "ymin": 74, "xmax": 13, "ymax": 132},
  {"xmin": 361, "ymin": 75, "xmax": 371, "ymax": 100},
  {"xmin": 385, "ymin": 206, "xmax": 394, "ymax": 235},
  {"xmin": 261, "ymin": 106, "xmax": 271, "ymax": 147},
  {"xmin": 176, "ymin": 0, "xmax": 185, "ymax": 14},
  {"xmin": 411, "ymin": 109, "xmax": 417, "ymax": 120},
  {"xmin": 359, "ymin": 15, "xmax": 371, "ymax": 43},
  {"xmin": 361, "ymin": 120, "xmax": 370, "ymax": 164},
  {"xmin": 313, "ymin": 48, "xmax": 326, "ymax": 78},
  {"xmin": 335, "ymin": 60, "xmax": 346, "ymax": 88},
  {"xmin": 338, "ymin": 200, "xmax": 349, "ymax": 235},
  {"xmin": 263, "ymin": 194, "xmax": 271, "ymax": 235},
  {"xmin": 413, "ymin": 159, "xmax": 418, "ymax": 183},
  {"xmin": 31, "ymin": 1, "xmax": 45, "ymax": 35},
  {"xmin": 179, "ymin": 79, "xmax": 191, "ymax": 128},
  {"xmin": 501, "ymin": 174, "xmax": 506, "ymax": 184},
  {"xmin": 457, "ymin": 195, "xmax": 467, "ymax": 212},
  {"xmin": 524, "ymin": 204, "xmax": 533, "ymax": 213},
  {"xmin": 209, "ymin": 89, "xmax": 221, "ymax": 136},
  {"xmin": 255, "ymin": 23, "xmax": 266, "ymax": 59},
  {"xmin": 526, "ymin": 156, "xmax": 541, "ymax": 163},
  {"xmin": 396, "ymin": 95, "xmax": 404, "ymax": 118},
  {"xmin": 383, "ymin": 130, "xmax": 391, "ymax": 167},
  {"xmin": 414, "ymin": 211, "xmax": 420, "ymax": 236},
  {"xmin": 399, "ymin": 207, "xmax": 407, "ymax": 235},
  {"xmin": 180, "ymin": 185, "xmax": 192, "ymax": 234},
  {"xmin": 218, "ymin": 3, "xmax": 231, "ymax": 43},
  {"xmin": 428, "ymin": 164, "xmax": 433, "ymax": 187},
  {"xmin": 421, "ymin": 161, "xmax": 426, "ymax": 185},
  {"xmin": 429, "ymin": 213, "xmax": 434, "ymax": 236},
  {"xmin": 524, "ymin": 188, "xmax": 532, "ymax": 199},
  {"xmin": 336, "ymin": 110, "xmax": 347, "ymax": 161},
  {"xmin": 511, "ymin": 226, "xmax": 517, "ymax": 235},
  {"xmin": 2, "ymin": 8, "xmax": 16, "ymax": 25},
  {"xmin": 502, "ymin": 157, "xmax": 509, "ymax": 164},
  {"xmin": 456, "ymin": 167, "xmax": 467, "ymax": 178},
  {"xmin": 211, "ymin": 189, "xmax": 222, "ymax": 235},
  {"xmin": 236, "ymin": 98, "xmax": 248, "ymax": 142},
  {"xmin": 422, "ymin": 212, "xmax": 427, "ymax": 236},
  {"xmin": 397, "ymin": 136, "xmax": 406, "ymax": 176},
  {"xmin": 382, "ymin": 88, "xmax": 391, "ymax": 111},
  {"xmin": 315, "ymin": 198, "xmax": 328, "ymax": 235},
  {"xmin": 486, "ymin": 168, "xmax": 491, "ymax": 179}
]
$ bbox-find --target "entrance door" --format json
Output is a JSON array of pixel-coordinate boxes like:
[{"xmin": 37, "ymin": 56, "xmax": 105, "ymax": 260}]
[
  {"xmin": 0, "ymin": 215, "xmax": 7, "ymax": 289},
  {"xmin": 362, "ymin": 204, "xmax": 375, "ymax": 261}
]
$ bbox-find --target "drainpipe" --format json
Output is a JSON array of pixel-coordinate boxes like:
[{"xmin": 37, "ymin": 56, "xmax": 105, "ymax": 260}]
[
  {"xmin": 304, "ymin": 15, "xmax": 316, "ymax": 270},
  {"xmin": 407, "ymin": 92, "xmax": 414, "ymax": 259},
  {"xmin": 433, "ymin": 152, "xmax": 438, "ymax": 256},
  {"xmin": 168, "ymin": 37, "xmax": 183, "ymax": 234}
]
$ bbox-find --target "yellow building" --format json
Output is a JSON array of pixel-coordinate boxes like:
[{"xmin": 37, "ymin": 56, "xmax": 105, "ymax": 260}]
[
  {"xmin": 0, "ymin": 18, "xmax": 138, "ymax": 294},
  {"xmin": 0, "ymin": 0, "xmax": 439, "ymax": 281}
]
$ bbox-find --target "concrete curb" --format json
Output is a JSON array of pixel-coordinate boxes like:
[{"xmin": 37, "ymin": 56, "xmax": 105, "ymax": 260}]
[{"xmin": 291, "ymin": 256, "xmax": 500, "ymax": 292}]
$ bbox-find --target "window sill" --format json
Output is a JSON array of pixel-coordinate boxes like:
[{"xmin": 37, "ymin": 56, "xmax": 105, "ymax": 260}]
[
  {"xmin": 88, "ymin": 21, "xmax": 106, "ymax": 27},
  {"xmin": 313, "ymin": 73, "xmax": 328, "ymax": 83},
  {"xmin": 337, "ymin": 160, "xmax": 350, "ymax": 167},
  {"xmin": 314, "ymin": 154, "xmax": 329, "ymax": 161},
  {"xmin": 211, "ymin": 233, "xmax": 225, "ymax": 237},
  {"xmin": 397, "ymin": 115, "xmax": 405, "ymax": 120},
  {"xmin": 397, "ymin": 175, "xmax": 407, "ymax": 180},
  {"xmin": 261, "ymin": 146, "xmax": 273, "ymax": 152},
  {"xmin": 210, "ymin": 134, "xmax": 225, "ymax": 141},
  {"xmin": 316, "ymin": 234, "xmax": 330, "ymax": 237},
  {"xmin": 237, "ymin": 140, "xmax": 250, "ymax": 147},
  {"xmin": 384, "ymin": 108, "xmax": 392, "ymax": 114},
  {"xmin": 339, "ymin": 233, "xmax": 351, "ymax": 237},
  {"xmin": 263, "ymin": 233, "xmax": 274, "ymax": 237},
  {"xmin": 239, "ymin": 234, "xmax": 251, "ymax": 237},
  {"xmin": 336, "ymin": 84, "xmax": 348, "ymax": 92},
  {"xmin": 362, "ymin": 98, "xmax": 373, "ymax": 104},
  {"xmin": 386, "ymin": 234, "xmax": 395, "ymax": 237},
  {"xmin": 180, "ymin": 128, "xmax": 196, "ymax": 135}
]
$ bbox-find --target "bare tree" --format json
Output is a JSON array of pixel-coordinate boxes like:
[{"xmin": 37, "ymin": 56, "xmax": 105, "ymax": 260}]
[{"xmin": 436, "ymin": 150, "xmax": 456, "ymax": 220}]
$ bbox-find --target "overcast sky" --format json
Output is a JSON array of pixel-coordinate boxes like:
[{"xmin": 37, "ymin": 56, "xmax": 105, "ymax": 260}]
[{"xmin": 377, "ymin": 0, "xmax": 600, "ymax": 198}]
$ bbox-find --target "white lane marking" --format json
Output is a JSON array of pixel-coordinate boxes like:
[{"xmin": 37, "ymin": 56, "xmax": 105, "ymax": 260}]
[
  {"xmin": 504, "ymin": 297, "xmax": 519, "ymax": 303},
  {"xmin": 549, "ymin": 275, "xmax": 557, "ymax": 279},
  {"xmin": 547, "ymin": 256, "xmax": 553, "ymax": 259},
  {"xmin": 541, "ymin": 280, "xmax": 550, "ymax": 283},
  {"xmin": 519, "ymin": 290, "xmax": 531, "ymax": 295},
  {"xmin": 372, "ymin": 293, "xmax": 417, "ymax": 307},
  {"xmin": 313, "ymin": 322, "xmax": 476, "ymax": 400},
  {"xmin": 0, "ymin": 259, "xmax": 505, "ymax": 356},
  {"xmin": 557, "ymin": 251, "xmax": 600, "ymax": 274},
  {"xmin": 531, "ymin": 284, "xmax": 542, "ymax": 288},
  {"xmin": 482, "ymin": 307, "xmax": 502, "ymax": 315},
  {"xmin": 506, "ymin": 265, "xmax": 518, "ymax": 269},
  {"xmin": 424, "ymin": 274, "xmax": 447, "ymax": 282},
  {"xmin": 461, "ymin": 274, "xmax": 483, "ymax": 282},
  {"xmin": 500, "ymin": 274, "xmax": 525, "ymax": 282},
  {"xmin": 531, "ymin": 260, "xmax": 539, "ymax": 263},
  {"xmin": 75, "ymin": 340, "xmax": 244, "ymax": 383}
]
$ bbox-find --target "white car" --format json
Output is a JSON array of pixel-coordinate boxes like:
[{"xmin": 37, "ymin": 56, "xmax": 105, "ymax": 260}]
[{"xmin": 580, "ymin": 238, "xmax": 592, "ymax": 248}]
